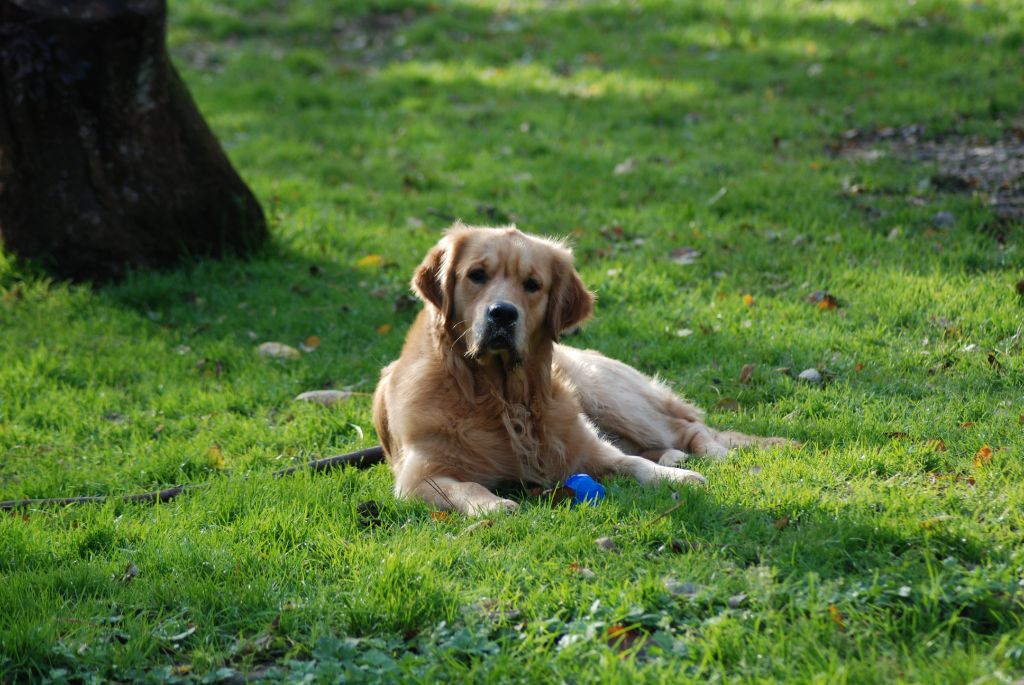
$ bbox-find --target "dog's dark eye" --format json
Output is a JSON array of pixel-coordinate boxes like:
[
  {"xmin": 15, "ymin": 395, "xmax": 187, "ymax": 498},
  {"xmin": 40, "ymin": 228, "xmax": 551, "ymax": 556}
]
[
  {"xmin": 523, "ymin": 278, "xmax": 541, "ymax": 293},
  {"xmin": 468, "ymin": 268, "xmax": 488, "ymax": 284}
]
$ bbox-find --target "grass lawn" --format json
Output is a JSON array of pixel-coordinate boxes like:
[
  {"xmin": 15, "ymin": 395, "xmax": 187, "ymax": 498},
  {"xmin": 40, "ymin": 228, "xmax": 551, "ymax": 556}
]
[{"xmin": 3, "ymin": 0, "xmax": 1024, "ymax": 681}]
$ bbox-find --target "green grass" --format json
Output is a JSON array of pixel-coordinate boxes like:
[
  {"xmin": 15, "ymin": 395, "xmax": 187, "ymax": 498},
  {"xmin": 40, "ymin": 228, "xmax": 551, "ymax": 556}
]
[{"xmin": 3, "ymin": 0, "xmax": 1024, "ymax": 681}]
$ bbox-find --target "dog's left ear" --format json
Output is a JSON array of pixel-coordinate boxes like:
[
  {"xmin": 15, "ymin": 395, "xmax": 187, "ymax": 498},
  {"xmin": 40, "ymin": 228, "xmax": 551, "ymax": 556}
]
[{"xmin": 546, "ymin": 254, "xmax": 594, "ymax": 340}]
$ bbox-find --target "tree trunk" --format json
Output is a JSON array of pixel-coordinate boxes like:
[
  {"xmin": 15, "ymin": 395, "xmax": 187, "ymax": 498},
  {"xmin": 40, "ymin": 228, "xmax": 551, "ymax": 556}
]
[{"xmin": 0, "ymin": 0, "xmax": 267, "ymax": 282}]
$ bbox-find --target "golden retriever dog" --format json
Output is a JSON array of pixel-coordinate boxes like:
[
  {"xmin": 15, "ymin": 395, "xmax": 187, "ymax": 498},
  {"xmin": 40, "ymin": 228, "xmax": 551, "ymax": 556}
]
[{"xmin": 373, "ymin": 224, "xmax": 789, "ymax": 514}]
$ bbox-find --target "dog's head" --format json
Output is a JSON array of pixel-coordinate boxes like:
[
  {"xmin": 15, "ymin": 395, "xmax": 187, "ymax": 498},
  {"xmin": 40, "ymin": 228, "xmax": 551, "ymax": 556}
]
[{"xmin": 412, "ymin": 223, "xmax": 594, "ymax": 364}]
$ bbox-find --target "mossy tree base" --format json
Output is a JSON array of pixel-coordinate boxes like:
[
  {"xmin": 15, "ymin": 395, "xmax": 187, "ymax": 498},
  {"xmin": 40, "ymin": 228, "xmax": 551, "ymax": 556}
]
[{"xmin": 0, "ymin": 0, "xmax": 267, "ymax": 281}]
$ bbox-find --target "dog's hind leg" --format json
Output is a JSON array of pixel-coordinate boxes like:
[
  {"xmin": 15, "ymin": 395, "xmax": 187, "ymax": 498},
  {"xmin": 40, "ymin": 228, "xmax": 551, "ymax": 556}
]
[{"xmin": 710, "ymin": 430, "xmax": 796, "ymax": 450}]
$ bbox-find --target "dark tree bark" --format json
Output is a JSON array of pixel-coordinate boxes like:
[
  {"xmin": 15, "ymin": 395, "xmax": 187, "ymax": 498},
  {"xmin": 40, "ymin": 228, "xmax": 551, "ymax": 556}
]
[{"xmin": 0, "ymin": 0, "xmax": 267, "ymax": 281}]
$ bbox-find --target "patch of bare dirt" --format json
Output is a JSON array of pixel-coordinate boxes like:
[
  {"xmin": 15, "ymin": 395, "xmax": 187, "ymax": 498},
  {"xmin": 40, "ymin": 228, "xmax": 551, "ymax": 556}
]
[
  {"xmin": 332, "ymin": 9, "xmax": 421, "ymax": 65},
  {"xmin": 830, "ymin": 125, "xmax": 1024, "ymax": 224},
  {"xmin": 173, "ymin": 9, "xmax": 422, "ymax": 73}
]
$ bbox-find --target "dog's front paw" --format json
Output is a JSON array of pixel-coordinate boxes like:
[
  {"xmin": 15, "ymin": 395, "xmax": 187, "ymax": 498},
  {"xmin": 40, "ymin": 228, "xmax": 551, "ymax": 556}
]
[{"xmin": 468, "ymin": 497, "xmax": 520, "ymax": 516}]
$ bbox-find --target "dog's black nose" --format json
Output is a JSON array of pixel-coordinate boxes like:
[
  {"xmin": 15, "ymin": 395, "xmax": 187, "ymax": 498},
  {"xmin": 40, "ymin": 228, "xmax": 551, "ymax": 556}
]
[{"xmin": 486, "ymin": 301, "xmax": 518, "ymax": 326}]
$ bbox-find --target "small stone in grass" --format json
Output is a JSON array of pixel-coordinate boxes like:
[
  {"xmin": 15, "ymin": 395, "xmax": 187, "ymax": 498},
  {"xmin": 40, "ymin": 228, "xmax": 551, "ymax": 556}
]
[
  {"xmin": 798, "ymin": 368, "xmax": 822, "ymax": 384},
  {"xmin": 595, "ymin": 536, "xmax": 617, "ymax": 552},
  {"xmin": 258, "ymin": 342, "xmax": 301, "ymax": 359},
  {"xmin": 728, "ymin": 593, "xmax": 748, "ymax": 609},
  {"xmin": 294, "ymin": 390, "xmax": 353, "ymax": 407},
  {"xmin": 664, "ymin": 577, "xmax": 701, "ymax": 597},
  {"xmin": 931, "ymin": 211, "xmax": 956, "ymax": 228}
]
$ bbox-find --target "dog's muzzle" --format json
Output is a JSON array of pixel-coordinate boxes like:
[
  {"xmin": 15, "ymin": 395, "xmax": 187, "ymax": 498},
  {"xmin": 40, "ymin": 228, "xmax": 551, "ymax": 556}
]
[{"xmin": 480, "ymin": 301, "xmax": 519, "ymax": 351}]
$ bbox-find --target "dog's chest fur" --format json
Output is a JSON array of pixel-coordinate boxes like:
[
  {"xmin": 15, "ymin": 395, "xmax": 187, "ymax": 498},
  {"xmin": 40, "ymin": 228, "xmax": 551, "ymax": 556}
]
[{"xmin": 432, "ymin": 370, "xmax": 579, "ymax": 485}]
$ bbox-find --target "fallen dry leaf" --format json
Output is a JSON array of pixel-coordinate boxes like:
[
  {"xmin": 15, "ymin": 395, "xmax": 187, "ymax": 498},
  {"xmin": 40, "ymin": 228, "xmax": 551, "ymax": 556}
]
[
  {"xmin": 207, "ymin": 445, "xmax": 225, "ymax": 470},
  {"xmin": 430, "ymin": 511, "xmax": 450, "ymax": 523},
  {"xmin": 773, "ymin": 516, "xmax": 790, "ymax": 531},
  {"xmin": 569, "ymin": 562, "xmax": 596, "ymax": 579},
  {"xmin": 542, "ymin": 486, "xmax": 575, "ymax": 506},
  {"xmin": 925, "ymin": 438, "xmax": 947, "ymax": 452},
  {"xmin": 927, "ymin": 472, "xmax": 976, "ymax": 488},
  {"xmin": 974, "ymin": 444, "xmax": 993, "ymax": 467},
  {"xmin": 828, "ymin": 605, "xmax": 847, "ymax": 632},
  {"xmin": 356, "ymin": 254, "xmax": 383, "ymax": 268},
  {"xmin": 669, "ymin": 247, "xmax": 701, "ymax": 265},
  {"xmin": 806, "ymin": 291, "xmax": 840, "ymax": 309},
  {"xmin": 258, "ymin": 342, "xmax": 301, "ymax": 360},
  {"xmin": 716, "ymin": 397, "xmax": 739, "ymax": 412},
  {"xmin": 120, "ymin": 562, "xmax": 139, "ymax": 583},
  {"xmin": 960, "ymin": 421, "xmax": 976, "ymax": 428},
  {"xmin": 854, "ymin": 363, "xmax": 864, "ymax": 372},
  {"xmin": 299, "ymin": 335, "xmax": 321, "ymax": 352},
  {"xmin": 2, "ymin": 285, "xmax": 23, "ymax": 303},
  {"xmin": 376, "ymin": 323, "xmax": 392, "ymax": 335},
  {"xmin": 739, "ymin": 363, "xmax": 756, "ymax": 384},
  {"xmin": 606, "ymin": 624, "xmax": 643, "ymax": 652}
]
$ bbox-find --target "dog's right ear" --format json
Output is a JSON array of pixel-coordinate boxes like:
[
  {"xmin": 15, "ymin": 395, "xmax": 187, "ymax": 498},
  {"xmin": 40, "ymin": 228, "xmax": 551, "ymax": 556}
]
[
  {"xmin": 411, "ymin": 238, "xmax": 448, "ymax": 312},
  {"xmin": 412, "ymin": 230, "xmax": 466, "ymax": 324}
]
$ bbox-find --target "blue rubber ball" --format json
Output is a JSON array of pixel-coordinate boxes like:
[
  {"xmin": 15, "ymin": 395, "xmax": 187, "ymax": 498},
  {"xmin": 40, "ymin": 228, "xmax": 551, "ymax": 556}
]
[{"xmin": 565, "ymin": 473, "xmax": 606, "ymax": 504}]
